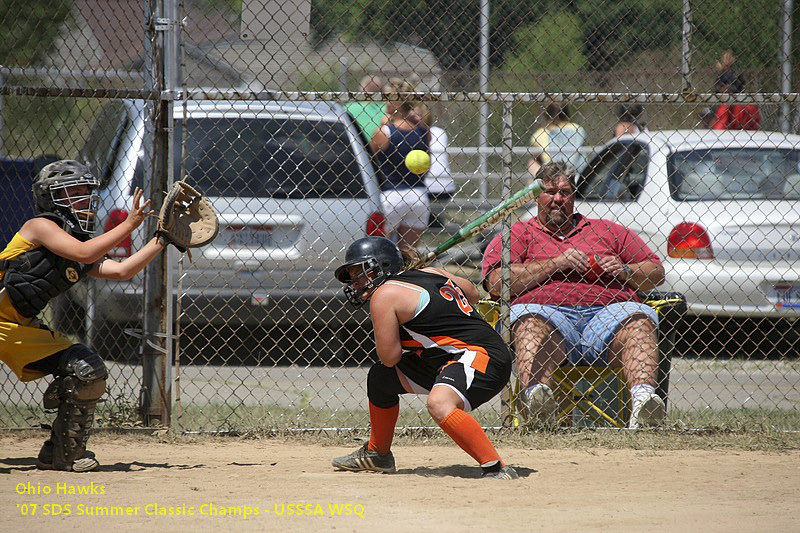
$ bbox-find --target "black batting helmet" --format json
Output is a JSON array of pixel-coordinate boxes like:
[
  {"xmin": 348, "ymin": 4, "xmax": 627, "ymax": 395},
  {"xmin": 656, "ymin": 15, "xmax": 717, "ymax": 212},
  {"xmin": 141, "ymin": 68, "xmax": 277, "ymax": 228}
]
[{"xmin": 335, "ymin": 237, "xmax": 404, "ymax": 305}]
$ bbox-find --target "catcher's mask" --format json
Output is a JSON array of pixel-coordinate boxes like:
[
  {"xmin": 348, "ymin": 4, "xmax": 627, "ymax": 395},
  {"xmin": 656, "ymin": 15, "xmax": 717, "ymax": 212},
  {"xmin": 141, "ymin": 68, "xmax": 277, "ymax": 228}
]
[
  {"xmin": 33, "ymin": 160, "xmax": 100, "ymax": 234},
  {"xmin": 335, "ymin": 237, "xmax": 404, "ymax": 306}
]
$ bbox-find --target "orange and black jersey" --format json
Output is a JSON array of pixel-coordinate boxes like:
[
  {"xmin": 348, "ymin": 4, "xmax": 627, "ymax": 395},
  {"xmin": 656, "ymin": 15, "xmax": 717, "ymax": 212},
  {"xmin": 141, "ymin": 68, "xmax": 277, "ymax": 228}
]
[{"xmin": 387, "ymin": 270, "xmax": 512, "ymax": 370}]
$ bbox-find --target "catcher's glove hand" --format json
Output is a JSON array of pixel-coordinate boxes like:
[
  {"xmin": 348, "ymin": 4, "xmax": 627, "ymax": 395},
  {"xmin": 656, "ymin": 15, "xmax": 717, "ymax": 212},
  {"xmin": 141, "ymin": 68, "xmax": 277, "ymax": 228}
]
[{"xmin": 155, "ymin": 181, "xmax": 219, "ymax": 255}]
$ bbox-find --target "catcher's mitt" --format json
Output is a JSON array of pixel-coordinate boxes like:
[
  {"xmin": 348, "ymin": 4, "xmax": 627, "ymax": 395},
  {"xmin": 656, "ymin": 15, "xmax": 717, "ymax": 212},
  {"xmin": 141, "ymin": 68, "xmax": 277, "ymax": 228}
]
[{"xmin": 155, "ymin": 181, "xmax": 219, "ymax": 254}]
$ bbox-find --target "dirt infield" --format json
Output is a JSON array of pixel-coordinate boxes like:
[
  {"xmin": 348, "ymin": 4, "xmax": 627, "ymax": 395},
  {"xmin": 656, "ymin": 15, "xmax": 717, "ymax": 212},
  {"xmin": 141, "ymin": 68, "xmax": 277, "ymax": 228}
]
[{"xmin": 1, "ymin": 432, "xmax": 798, "ymax": 532}]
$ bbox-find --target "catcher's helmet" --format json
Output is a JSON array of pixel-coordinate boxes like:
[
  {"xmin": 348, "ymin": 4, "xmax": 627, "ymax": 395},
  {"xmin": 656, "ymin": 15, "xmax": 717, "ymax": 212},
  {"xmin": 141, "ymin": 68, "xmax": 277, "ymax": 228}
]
[
  {"xmin": 32, "ymin": 160, "xmax": 100, "ymax": 234},
  {"xmin": 335, "ymin": 237, "xmax": 404, "ymax": 306}
]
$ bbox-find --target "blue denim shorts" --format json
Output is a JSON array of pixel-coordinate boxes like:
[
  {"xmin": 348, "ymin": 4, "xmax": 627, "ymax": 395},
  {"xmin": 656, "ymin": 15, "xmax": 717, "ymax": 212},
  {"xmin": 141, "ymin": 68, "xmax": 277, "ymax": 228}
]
[{"xmin": 510, "ymin": 303, "xmax": 658, "ymax": 365}]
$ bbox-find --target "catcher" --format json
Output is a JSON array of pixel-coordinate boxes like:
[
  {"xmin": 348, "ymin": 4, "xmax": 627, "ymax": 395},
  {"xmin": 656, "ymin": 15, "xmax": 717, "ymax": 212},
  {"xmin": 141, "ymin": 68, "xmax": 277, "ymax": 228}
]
[{"xmin": 0, "ymin": 160, "xmax": 217, "ymax": 472}]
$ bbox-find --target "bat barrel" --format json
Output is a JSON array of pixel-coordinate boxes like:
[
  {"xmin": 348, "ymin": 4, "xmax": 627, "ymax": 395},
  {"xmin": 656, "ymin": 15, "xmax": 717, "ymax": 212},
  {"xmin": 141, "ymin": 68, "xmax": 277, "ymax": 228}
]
[{"xmin": 410, "ymin": 179, "xmax": 544, "ymax": 268}]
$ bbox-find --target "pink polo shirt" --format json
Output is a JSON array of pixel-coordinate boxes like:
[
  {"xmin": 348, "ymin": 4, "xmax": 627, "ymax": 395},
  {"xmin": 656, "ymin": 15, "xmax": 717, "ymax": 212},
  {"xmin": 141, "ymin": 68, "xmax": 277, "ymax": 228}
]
[{"xmin": 481, "ymin": 214, "xmax": 662, "ymax": 307}]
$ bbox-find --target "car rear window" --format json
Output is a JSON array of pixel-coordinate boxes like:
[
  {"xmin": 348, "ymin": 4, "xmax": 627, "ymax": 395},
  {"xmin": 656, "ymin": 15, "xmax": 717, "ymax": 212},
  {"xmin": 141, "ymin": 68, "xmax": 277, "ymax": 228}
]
[
  {"xmin": 181, "ymin": 117, "xmax": 366, "ymax": 199},
  {"xmin": 669, "ymin": 148, "xmax": 800, "ymax": 200}
]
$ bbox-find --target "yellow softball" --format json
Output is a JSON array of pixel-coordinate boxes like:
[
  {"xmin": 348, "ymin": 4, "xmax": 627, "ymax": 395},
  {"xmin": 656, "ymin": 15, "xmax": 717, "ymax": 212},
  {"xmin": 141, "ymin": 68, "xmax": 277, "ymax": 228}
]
[{"xmin": 405, "ymin": 150, "xmax": 431, "ymax": 175}]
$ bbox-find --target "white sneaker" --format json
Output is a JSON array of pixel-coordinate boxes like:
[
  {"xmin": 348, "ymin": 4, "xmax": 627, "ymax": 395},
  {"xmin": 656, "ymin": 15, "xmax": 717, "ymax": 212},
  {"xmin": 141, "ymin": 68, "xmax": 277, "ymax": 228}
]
[
  {"xmin": 520, "ymin": 384, "xmax": 556, "ymax": 426},
  {"xmin": 629, "ymin": 393, "xmax": 666, "ymax": 429}
]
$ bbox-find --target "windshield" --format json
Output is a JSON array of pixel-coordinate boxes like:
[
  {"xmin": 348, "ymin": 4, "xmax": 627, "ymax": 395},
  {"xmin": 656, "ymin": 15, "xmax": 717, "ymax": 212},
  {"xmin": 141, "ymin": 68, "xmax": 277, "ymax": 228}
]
[{"xmin": 669, "ymin": 147, "xmax": 800, "ymax": 201}]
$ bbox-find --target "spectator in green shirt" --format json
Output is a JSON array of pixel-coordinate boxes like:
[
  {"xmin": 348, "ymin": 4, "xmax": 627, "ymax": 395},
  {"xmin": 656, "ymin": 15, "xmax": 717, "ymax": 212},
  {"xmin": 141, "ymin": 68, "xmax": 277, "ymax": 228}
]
[{"xmin": 347, "ymin": 75, "xmax": 385, "ymax": 142}]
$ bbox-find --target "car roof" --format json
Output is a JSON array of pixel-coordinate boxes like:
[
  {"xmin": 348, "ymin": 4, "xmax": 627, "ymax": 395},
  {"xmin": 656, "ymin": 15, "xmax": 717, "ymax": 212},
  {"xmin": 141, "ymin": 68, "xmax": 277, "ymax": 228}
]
[
  {"xmin": 125, "ymin": 98, "xmax": 347, "ymax": 120},
  {"xmin": 622, "ymin": 130, "xmax": 800, "ymax": 152}
]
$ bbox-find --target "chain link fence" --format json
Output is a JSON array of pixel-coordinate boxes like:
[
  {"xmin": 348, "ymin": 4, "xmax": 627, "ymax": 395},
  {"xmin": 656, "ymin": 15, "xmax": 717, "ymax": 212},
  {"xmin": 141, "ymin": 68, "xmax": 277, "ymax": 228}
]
[{"xmin": 1, "ymin": 0, "xmax": 798, "ymax": 433}]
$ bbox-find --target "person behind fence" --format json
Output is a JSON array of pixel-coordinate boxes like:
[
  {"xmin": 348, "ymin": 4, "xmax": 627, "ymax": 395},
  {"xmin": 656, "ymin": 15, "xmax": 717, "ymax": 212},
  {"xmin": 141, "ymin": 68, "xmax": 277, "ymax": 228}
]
[
  {"xmin": 0, "ymin": 160, "xmax": 168, "ymax": 472},
  {"xmin": 415, "ymin": 103, "xmax": 455, "ymax": 229},
  {"xmin": 346, "ymin": 75, "xmax": 385, "ymax": 143},
  {"xmin": 613, "ymin": 103, "xmax": 646, "ymax": 137},
  {"xmin": 332, "ymin": 236, "xmax": 518, "ymax": 479},
  {"xmin": 480, "ymin": 162, "xmax": 667, "ymax": 429},
  {"xmin": 370, "ymin": 79, "xmax": 431, "ymax": 251},
  {"xmin": 528, "ymin": 102, "xmax": 586, "ymax": 178},
  {"xmin": 710, "ymin": 50, "xmax": 760, "ymax": 131},
  {"xmin": 699, "ymin": 107, "xmax": 716, "ymax": 129}
]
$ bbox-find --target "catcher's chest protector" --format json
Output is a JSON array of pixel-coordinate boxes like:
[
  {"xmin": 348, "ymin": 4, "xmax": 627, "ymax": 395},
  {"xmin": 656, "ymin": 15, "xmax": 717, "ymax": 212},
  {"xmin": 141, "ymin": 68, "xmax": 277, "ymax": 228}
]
[{"xmin": 1, "ymin": 221, "xmax": 92, "ymax": 318}]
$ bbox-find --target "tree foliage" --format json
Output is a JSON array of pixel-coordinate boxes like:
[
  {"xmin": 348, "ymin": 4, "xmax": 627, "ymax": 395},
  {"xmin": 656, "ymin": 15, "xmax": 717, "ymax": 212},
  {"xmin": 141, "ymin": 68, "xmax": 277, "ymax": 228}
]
[
  {"xmin": 691, "ymin": 0, "xmax": 782, "ymax": 71},
  {"xmin": 310, "ymin": 0, "xmax": 538, "ymax": 70},
  {"xmin": 503, "ymin": 10, "xmax": 586, "ymax": 75},
  {"xmin": 309, "ymin": 0, "xmax": 790, "ymax": 76},
  {"xmin": 573, "ymin": 0, "xmax": 681, "ymax": 72},
  {"xmin": 0, "ymin": 0, "xmax": 72, "ymax": 66}
]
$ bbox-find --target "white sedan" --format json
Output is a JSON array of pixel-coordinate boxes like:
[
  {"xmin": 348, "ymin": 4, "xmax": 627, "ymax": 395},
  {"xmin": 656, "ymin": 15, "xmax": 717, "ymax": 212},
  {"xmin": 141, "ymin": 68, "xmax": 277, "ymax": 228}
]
[{"xmin": 523, "ymin": 130, "xmax": 800, "ymax": 318}]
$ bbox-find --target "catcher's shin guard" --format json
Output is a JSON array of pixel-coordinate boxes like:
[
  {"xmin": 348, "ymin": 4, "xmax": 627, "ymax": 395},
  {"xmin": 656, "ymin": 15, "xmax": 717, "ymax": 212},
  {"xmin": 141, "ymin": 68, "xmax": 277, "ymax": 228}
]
[
  {"xmin": 39, "ymin": 344, "xmax": 107, "ymax": 472},
  {"xmin": 37, "ymin": 428, "xmax": 99, "ymax": 472}
]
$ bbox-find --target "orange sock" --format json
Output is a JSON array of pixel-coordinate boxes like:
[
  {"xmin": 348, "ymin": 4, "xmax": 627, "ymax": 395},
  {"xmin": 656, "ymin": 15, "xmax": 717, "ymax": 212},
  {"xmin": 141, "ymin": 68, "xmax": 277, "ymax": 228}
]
[
  {"xmin": 438, "ymin": 408, "xmax": 502, "ymax": 466},
  {"xmin": 368, "ymin": 402, "xmax": 399, "ymax": 456}
]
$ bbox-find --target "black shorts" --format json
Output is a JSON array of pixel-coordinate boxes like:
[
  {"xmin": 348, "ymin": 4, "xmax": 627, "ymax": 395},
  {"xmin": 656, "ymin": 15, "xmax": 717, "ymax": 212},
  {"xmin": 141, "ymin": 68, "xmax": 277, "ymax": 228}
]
[{"xmin": 396, "ymin": 348, "xmax": 512, "ymax": 411}]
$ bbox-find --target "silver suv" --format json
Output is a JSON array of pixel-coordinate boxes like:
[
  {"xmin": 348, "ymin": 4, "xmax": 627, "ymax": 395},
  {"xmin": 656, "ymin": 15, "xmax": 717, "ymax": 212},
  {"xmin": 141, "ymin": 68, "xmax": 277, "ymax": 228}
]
[{"xmin": 56, "ymin": 98, "xmax": 384, "ymax": 361}]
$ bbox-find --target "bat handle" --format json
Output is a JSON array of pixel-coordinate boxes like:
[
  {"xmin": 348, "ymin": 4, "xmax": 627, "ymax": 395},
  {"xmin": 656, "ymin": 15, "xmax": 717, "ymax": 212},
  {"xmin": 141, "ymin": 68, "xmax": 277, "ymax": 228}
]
[{"xmin": 408, "ymin": 251, "xmax": 437, "ymax": 270}]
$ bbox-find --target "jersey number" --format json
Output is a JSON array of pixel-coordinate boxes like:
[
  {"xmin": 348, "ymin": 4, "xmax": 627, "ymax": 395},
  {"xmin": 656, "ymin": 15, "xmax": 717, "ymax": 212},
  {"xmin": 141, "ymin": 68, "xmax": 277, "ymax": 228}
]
[{"xmin": 439, "ymin": 279, "xmax": 474, "ymax": 316}]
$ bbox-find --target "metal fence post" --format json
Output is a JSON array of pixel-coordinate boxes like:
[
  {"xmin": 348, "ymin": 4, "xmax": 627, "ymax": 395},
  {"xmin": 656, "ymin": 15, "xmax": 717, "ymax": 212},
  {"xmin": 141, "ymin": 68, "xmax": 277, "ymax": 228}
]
[
  {"xmin": 478, "ymin": 0, "xmax": 491, "ymax": 203},
  {"xmin": 140, "ymin": 0, "xmax": 178, "ymax": 426},
  {"xmin": 499, "ymin": 101, "xmax": 514, "ymax": 425},
  {"xmin": 681, "ymin": 0, "xmax": 694, "ymax": 95},
  {"xmin": 781, "ymin": 0, "xmax": 793, "ymax": 133}
]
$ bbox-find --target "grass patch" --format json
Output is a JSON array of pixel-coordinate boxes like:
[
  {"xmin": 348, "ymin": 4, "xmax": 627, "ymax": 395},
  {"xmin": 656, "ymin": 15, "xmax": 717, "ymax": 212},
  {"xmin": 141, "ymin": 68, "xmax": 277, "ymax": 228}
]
[
  {"xmin": 3, "ymin": 401, "xmax": 799, "ymax": 444},
  {"xmin": 5, "ymin": 425, "xmax": 799, "ymax": 453},
  {"xmin": 167, "ymin": 403, "xmax": 800, "ymax": 437},
  {"xmin": 668, "ymin": 407, "xmax": 800, "ymax": 432},
  {"xmin": 0, "ymin": 404, "xmax": 49, "ymax": 430},
  {"xmin": 0, "ymin": 389, "xmax": 144, "ymax": 430},
  {"xmin": 172, "ymin": 402, "xmax": 506, "ymax": 433}
]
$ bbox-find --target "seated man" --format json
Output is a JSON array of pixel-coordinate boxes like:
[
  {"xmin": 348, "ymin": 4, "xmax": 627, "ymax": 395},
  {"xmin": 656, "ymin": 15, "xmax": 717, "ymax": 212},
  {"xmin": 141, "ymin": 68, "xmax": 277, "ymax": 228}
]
[{"xmin": 481, "ymin": 162, "xmax": 667, "ymax": 429}]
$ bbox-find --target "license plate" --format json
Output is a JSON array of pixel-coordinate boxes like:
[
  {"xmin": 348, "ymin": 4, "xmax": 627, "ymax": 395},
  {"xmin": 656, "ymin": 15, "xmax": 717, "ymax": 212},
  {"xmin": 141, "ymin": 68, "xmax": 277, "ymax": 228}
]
[
  {"xmin": 768, "ymin": 283, "xmax": 800, "ymax": 309},
  {"xmin": 225, "ymin": 225, "xmax": 275, "ymax": 248}
]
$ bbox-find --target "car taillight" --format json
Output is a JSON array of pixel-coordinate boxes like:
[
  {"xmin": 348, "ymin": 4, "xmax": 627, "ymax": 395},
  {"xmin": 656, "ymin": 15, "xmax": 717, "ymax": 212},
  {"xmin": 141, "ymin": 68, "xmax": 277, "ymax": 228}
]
[
  {"xmin": 366, "ymin": 212, "xmax": 386, "ymax": 237},
  {"xmin": 105, "ymin": 209, "xmax": 132, "ymax": 258},
  {"xmin": 668, "ymin": 222, "xmax": 714, "ymax": 259}
]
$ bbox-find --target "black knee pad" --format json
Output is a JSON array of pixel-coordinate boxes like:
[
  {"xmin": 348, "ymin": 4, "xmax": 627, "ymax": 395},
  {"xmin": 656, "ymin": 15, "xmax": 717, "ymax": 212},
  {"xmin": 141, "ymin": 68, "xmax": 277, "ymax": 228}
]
[
  {"xmin": 54, "ymin": 344, "xmax": 107, "ymax": 404},
  {"xmin": 367, "ymin": 363, "xmax": 405, "ymax": 409},
  {"xmin": 57, "ymin": 344, "xmax": 108, "ymax": 382}
]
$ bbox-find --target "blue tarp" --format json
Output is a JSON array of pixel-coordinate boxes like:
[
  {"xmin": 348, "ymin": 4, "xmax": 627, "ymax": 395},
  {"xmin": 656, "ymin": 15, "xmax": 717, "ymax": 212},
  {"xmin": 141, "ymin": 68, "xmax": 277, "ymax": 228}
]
[{"xmin": 0, "ymin": 158, "xmax": 35, "ymax": 247}]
